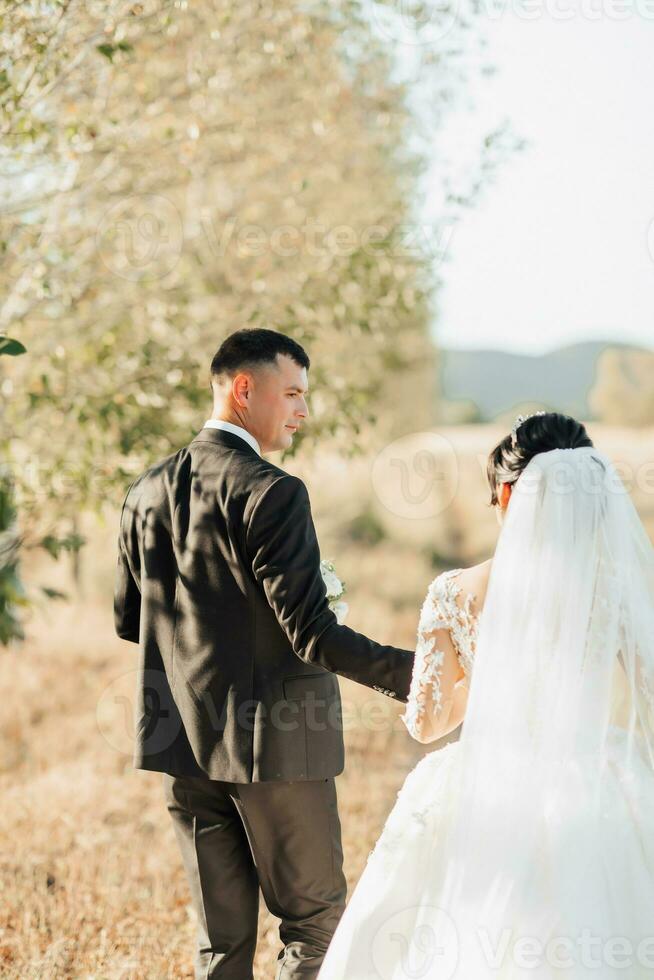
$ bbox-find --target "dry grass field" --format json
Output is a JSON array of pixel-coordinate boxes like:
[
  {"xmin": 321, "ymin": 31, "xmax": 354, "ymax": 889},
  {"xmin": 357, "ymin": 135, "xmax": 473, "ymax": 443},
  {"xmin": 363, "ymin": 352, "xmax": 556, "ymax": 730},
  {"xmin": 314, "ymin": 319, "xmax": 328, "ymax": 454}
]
[
  {"xmin": 0, "ymin": 598, "xmax": 427, "ymax": 979},
  {"xmin": 2, "ymin": 423, "xmax": 652, "ymax": 978}
]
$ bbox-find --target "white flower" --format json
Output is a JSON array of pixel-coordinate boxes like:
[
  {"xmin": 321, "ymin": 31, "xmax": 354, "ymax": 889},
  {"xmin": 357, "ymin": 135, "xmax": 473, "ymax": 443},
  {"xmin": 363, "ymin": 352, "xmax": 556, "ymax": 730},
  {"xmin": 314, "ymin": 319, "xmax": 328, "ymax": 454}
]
[
  {"xmin": 320, "ymin": 559, "xmax": 345, "ymax": 600},
  {"xmin": 320, "ymin": 559, "xmax": 348, "ymax": 623},
  {"xmin": 331, "ymin": 600, "xmax": 349, "ymax": 625}
]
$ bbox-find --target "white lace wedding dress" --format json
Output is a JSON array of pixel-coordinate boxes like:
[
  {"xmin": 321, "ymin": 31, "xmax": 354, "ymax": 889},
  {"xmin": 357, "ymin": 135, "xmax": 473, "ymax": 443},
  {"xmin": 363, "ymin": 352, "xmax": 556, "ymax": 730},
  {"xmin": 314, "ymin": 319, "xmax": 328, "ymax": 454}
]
[
  {"xmin": 317, "ymin": 569, "xmax": 479, "ymax": 980},
  {"xmin": 317, "ymin": 567, "xmax": 654, "ymax": 980}
]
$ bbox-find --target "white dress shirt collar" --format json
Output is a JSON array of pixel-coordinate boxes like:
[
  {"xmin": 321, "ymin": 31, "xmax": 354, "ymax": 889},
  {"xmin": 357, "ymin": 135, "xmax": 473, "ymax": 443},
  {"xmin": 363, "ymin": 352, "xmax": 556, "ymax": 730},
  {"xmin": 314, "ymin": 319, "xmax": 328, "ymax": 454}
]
[{"xmin": 203, "ymin": 419, "xmax": 261, "ymax": 456}]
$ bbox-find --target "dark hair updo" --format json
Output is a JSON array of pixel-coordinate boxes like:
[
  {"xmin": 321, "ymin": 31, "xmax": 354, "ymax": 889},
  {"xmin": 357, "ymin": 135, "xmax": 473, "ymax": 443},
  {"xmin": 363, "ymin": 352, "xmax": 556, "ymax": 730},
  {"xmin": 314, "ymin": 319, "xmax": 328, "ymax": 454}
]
[{"xmin": 487, "ymin": 412, "xmax": 594, "ymax": 507}]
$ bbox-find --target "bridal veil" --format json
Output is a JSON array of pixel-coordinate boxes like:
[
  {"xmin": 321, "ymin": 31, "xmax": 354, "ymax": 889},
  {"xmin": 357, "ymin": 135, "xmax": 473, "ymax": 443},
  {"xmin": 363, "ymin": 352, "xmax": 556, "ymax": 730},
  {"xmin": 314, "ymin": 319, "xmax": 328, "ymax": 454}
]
[{"xmin": 416, "ymin": 445, "xmax": 654, "ymax": 976}]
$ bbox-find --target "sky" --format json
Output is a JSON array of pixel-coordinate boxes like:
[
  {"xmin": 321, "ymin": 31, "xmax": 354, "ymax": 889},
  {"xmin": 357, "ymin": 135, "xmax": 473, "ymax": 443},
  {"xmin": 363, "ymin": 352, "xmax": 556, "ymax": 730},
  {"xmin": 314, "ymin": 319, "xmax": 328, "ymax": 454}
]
[{"xmin": 420, "ymin": 4, "xmax": 654, "ymax": 355}]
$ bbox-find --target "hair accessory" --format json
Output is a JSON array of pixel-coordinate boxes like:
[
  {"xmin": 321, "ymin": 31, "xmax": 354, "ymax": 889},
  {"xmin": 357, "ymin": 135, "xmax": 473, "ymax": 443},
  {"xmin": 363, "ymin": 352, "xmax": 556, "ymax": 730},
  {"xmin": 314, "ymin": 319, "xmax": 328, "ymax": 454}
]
[{"xmin": 511, "ymin": 411, "xmax": 547, "ymax": 448}]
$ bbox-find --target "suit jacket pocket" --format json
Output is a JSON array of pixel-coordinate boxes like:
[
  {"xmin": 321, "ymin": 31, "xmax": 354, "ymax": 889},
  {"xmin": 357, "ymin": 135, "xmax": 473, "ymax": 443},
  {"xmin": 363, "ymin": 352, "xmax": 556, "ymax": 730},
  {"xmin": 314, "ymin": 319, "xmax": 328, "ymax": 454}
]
[{"xmin": 283, "ymin": 672, "xmax": 338, "ymax": 703}]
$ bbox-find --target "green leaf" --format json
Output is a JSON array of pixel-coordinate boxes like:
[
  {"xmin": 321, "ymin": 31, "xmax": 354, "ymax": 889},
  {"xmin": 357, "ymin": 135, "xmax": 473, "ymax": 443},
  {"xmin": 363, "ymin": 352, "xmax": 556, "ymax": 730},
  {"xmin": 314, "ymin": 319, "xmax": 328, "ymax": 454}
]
[
  {"xmin": 38, "ymin": 532, "xmax": 87, "ymax": 559},
  {"xmin": 96, "ymin": 43, "xmax": 116, "ymax": 61},
  {"xmin": 0, "ymin": 336, "xmax": 27, "ymax": 356},
  {"xmin": 39, "ymin": 535, "xmax": 61, "ymax": 559},
  {"xmin": 40, "ymin": 586, "xmax": 69, "ymax": 601},
  {"xmin": 96, "ymin": 41, "xmax": 133, "ymax": 62}
]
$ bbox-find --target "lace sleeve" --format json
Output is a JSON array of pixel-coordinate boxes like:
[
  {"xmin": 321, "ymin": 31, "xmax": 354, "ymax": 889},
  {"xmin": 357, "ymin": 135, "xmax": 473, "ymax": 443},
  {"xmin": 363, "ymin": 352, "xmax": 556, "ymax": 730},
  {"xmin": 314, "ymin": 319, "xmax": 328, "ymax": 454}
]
[{"xmin": 400, "ymin": 572, "xmax": 470, "ymax": 743}]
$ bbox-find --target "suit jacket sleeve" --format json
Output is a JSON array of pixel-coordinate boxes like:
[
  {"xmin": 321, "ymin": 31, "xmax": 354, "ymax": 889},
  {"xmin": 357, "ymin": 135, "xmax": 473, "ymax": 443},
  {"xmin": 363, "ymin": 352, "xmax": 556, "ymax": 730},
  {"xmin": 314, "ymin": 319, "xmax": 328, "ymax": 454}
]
[
  {"xmin": 247, "ymin": 474, "xmax": 414, "ymax": 701},
  {"xmin": 114, "ymin": 483, "xmax": 142, "ymax": 644}
]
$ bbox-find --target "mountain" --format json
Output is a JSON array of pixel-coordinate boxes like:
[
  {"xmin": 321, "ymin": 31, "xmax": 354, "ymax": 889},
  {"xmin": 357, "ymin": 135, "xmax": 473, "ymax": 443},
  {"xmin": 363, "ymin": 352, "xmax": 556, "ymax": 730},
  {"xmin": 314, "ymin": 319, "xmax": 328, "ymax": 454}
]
[{"xmin": 439, "ymin": 340, "xmax": 649, "ymax": 421}]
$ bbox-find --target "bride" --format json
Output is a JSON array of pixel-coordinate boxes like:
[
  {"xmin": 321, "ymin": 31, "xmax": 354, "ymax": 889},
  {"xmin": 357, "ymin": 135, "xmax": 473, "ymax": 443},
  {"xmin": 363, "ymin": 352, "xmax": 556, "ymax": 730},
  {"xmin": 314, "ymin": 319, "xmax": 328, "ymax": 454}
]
[{"xmin": 318, "ymin": 411, "xmax": 654, "ymax": 980}]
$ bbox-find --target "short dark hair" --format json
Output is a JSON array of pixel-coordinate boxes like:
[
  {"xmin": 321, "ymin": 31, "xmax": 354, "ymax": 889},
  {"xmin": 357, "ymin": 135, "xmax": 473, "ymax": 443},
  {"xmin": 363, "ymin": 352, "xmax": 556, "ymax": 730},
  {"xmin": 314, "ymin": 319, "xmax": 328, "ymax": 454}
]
[
  {"xmin": 487, "ymin": 412, "xmax": 594, "ymax": 507},
  {"xmin": 209, "ymin": 328, "xmax": 310, "ymax": 387}
]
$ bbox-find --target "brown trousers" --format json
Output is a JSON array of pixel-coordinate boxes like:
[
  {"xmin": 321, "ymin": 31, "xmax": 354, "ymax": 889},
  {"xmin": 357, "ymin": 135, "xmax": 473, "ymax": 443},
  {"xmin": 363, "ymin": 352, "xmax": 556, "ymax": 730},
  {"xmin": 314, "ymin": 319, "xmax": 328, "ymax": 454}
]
[{"xmin": 163, "ymin": 772, "xmax": 347, "ymax": 979}]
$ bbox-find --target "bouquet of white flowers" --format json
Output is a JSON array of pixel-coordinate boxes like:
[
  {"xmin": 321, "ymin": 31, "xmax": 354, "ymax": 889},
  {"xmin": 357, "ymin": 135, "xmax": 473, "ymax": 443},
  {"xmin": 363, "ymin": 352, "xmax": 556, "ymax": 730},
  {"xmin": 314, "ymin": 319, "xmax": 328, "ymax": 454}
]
[{"xmin": 320, "ymin": 559, "xmax": 349, "ymax": 625}]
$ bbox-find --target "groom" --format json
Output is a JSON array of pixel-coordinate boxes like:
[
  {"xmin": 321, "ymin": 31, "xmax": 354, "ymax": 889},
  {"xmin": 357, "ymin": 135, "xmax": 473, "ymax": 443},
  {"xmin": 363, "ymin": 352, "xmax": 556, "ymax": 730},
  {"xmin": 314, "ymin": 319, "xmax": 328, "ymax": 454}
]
[{"xmin": 113, "ymin": 328, "xmax": 415, "ymax": 979}]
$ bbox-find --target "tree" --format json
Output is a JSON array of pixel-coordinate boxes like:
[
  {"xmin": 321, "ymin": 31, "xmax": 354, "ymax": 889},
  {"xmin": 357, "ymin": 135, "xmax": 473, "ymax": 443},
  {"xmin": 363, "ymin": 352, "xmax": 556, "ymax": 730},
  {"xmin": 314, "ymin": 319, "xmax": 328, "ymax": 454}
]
[
  {"xmin": 0, "ymin": 335, "xmax": 27, "ymax": 643},
  {"xmin": 1, "ymin": 0, "xmax": 510, "ymax": 642},
  {"xmin": 589, "ymin": 347, "xmax": 654, "ymax": 427}
]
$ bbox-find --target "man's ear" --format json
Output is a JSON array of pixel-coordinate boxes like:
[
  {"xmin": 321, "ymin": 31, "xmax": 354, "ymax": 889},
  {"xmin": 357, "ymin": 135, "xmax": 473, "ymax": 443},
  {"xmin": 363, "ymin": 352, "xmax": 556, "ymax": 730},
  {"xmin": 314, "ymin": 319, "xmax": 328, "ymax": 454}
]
[{"xmin": 232, "ymin": 372, "xmax": 250, "ymax": 407}]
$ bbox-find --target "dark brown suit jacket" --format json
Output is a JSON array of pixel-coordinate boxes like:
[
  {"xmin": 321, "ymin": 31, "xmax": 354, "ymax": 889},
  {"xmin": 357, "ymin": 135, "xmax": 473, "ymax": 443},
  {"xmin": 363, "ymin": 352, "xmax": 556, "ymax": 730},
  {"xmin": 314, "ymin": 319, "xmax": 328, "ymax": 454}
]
[{"xmin": 114, "ymin": 426, "xmax": 414, "ymax": 781}]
